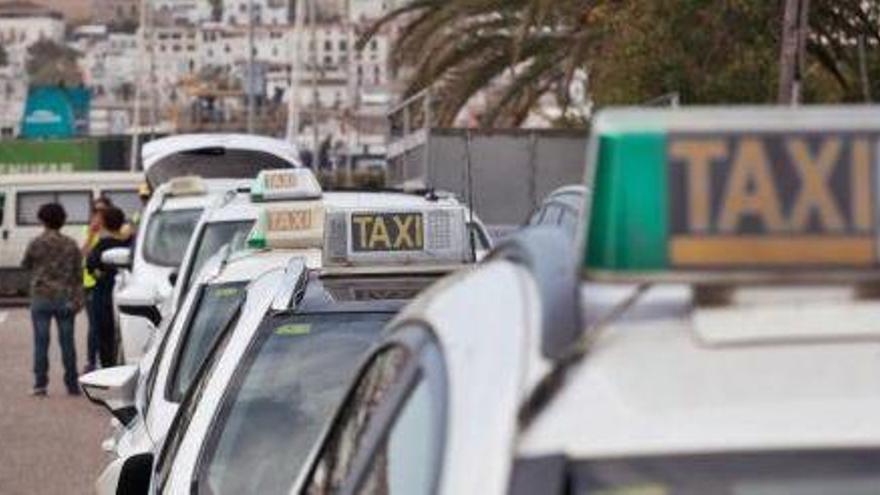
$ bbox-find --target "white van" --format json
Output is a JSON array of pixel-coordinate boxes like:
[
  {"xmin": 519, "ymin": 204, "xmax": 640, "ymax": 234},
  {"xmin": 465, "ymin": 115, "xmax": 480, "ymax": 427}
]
[{"xmin": 0, "ymin": 172, "xmax": 144, "ymax": 295}]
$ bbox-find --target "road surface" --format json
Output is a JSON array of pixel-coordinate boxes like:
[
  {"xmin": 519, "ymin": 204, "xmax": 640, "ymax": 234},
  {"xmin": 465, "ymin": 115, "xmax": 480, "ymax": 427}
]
[{"xmin": 0, "ymin": 307, "xmax": 108, "ymax": 495}]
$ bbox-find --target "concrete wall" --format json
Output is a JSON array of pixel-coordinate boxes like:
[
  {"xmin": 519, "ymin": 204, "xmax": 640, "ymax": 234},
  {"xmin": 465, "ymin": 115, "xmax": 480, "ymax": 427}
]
[{"xmin": 390, "ymin": 128, "xmax": 589, "ymax": 226}]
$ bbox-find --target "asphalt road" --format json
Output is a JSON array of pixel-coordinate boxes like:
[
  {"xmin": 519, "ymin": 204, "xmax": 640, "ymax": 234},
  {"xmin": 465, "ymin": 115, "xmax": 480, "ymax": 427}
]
[{"xmin": 0, "ymin": 308, "xmax": 108, "ymax": 495}]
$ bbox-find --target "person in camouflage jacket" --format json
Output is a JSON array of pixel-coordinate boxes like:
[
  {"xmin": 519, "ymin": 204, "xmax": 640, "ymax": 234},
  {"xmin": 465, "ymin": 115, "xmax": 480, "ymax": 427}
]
[{"xmin": 21, "ymin": 203, "xmax": 84, "ymax": 396}]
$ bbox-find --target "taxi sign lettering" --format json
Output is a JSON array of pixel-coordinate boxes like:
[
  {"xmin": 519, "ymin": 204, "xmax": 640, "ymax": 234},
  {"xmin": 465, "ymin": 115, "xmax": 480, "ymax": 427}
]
[
  {"xmin": 351, "ymin": 213, "xmax": 424, "ymax": 252},
  {"xmin": 265, "ymin": 171, "xmax": 298, "ymax": 190},
  {"xmin": 668, "ymin": 133, "xmax": 876, "ymax": 267},
  {"xmin": 268, "ymin": 209, "xmax": 312, "ymax": 232}
]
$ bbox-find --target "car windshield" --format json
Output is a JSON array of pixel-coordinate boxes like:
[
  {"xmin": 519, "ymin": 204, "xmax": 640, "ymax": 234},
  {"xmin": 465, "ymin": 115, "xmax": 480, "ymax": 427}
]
[
  {"xmin": 182, "ymin": 220, "xmax": 255, "ymax": 297},
  {"xmin": 197, "ymin": 311, "xmax": 392, "ymax": 495},
  {"xmin": 168, "ymin": 281, "xmax": 248, "ymax": 402},
  {"xmin": 566, "ymin": 450, "xmax": 880, "ymax": 494},
  {"xmin": 143, "ymin": 208, "xmax": 203, "ymax": 267}
]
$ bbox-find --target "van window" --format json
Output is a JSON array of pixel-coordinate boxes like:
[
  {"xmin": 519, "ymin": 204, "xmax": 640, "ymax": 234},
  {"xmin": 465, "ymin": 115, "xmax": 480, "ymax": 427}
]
[
  {"xmin": 17, "ymin": 191, "xmax": 91, "ymax": 226},
  {"xmin": 102, "ymin": 190, "xmax": 142, "ymax": 220}
]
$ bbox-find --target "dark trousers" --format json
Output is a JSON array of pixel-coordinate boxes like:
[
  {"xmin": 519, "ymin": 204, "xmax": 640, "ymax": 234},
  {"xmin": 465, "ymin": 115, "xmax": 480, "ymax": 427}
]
[
  {"xmin": 30, "ymin": 297, "xmax": 77, "ymax": 391},
  {"xmin": 93, "ymin": 284, "xmax": 117, "ymax": 368},
  {"xmin": 85, "ymin": 289, "xmax": 99, "ymax": 367}
]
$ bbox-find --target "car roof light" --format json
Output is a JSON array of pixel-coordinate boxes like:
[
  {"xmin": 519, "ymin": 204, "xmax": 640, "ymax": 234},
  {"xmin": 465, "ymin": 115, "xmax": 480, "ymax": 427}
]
[
  {"xmin": 582, "ymin": 106, "xmax": 880, "ymax": 284},
  {"xmin": 247, "ymin": 202, "xmax": 325, "ymax": 250},
  {"xmin": 322, "ymin": 206, "xmax": 473, "ymax": 268},
  {"xmin": 167, "ymin": 175, "xmax": 207, "ymax": 197},
  {"xmin": 251, "ymin": 169, "xmax": 322, "ymax": 202}
]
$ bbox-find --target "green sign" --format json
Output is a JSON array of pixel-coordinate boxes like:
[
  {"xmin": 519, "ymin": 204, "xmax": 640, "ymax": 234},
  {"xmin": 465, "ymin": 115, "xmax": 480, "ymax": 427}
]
[{"xmin": 0, "ymin": 140, "xmax": 98, "ymax": 174}]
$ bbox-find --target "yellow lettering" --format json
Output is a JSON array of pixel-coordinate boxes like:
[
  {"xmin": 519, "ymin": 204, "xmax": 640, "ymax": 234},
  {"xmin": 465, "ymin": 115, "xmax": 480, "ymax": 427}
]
[
  {"xmin": 670, "ymin": 140, "xmax": 726, "ymax": 232},
  {"xmin": 719, "ymin": 138, "xmax": 785, "ymax": 233},
  {"xmin": 352, "ymin": 216, "xmax": 372, "ymax": 247},
  {"xmin": 267, "ymin": 173, "xmax": 297, "ymax": 190},
  {"xmin": 787, "ymin": 138, "xmax": 844, "ymax": 232},
  {"xmin": 852, "ymin": 138, "xmax": 872, "ymax": 231},
  {"xmin": 269, "ymin": 211, "xmax": 291, "ymax": 231},
  {"xmin": 392, "ymin": 215, "xmax": 415, "ymax": 248},
  {"xmin": 370, "ymin": 218, "xmax": 391, "ymax": 249}
]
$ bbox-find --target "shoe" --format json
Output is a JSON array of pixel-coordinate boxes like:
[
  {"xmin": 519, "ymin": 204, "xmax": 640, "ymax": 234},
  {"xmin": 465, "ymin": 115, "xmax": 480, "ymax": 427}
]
[
  {"xmin": 82, "ymin": 363, "xmax": 96, "ymax": 375},
  {"xmin": 67, "ymin": 387, "xmax": 81, "ymax": 396},
  {"xmin": 31, "ymin": 387, "xmax": 47, "ymax": 397}
]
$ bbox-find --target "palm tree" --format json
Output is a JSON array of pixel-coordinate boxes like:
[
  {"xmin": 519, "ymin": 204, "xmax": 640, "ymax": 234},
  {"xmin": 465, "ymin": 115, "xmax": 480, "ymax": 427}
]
[{"xmin": 362, "ymin": 0, "xmax": 597, "ymax": 127}]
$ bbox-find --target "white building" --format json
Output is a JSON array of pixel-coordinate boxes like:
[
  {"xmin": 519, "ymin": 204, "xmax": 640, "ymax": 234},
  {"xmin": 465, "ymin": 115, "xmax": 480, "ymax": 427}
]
[
  {"xmin": 154, "ymin": 0, "xmax": 212, "ymax": 25},
  {"xmin": 222, "ymin": 0, "xmax": 289, "ymax": 26},
  {"xmin": 0, "ymin": 1, "xmax": 65, "ymax": 70}
]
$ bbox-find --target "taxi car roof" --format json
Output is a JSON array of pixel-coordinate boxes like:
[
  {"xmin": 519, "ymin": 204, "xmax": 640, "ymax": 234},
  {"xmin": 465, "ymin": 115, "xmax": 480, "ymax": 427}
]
[
  {"xmin": 294, "ymin": 272, "xmax": 439, "ymax": 314},
  {"xmin": 204, "ymin": 250, "xmax": 317, "ymax": 285},
  {"xmin": 517, "ymin": 284, "xmax": 880, "ymax": 459}
]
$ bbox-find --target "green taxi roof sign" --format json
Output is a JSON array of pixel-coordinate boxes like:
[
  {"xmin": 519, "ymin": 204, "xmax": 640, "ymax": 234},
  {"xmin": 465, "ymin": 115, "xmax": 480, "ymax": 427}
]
[{"xmin": 582, "ymin": 106, "xmax": 880, "ymax": 283}]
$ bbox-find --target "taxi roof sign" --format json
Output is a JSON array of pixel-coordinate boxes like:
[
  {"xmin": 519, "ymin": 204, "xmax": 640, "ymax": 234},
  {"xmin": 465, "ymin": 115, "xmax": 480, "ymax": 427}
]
[
  {"xmin": 323, "ymin": 207, "xmax": 473, "ymax": 268},
  {"xmin": 582, "ymin": 106, "xmax": 880, "ymax": 283},
  {"xmin": 167, "ymin": 175, "xmax": 207, "ymax": 197},
  {"xmin": 251, "ymin": 168, "xmax": 322, "ymax": 202},
  {"xmin": 247, "ymin": 202, "xmax": 325, "ymax": 250}
]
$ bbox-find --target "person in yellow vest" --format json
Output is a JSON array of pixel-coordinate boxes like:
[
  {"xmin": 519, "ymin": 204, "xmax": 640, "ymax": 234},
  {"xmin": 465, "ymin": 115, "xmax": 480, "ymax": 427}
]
[
  {"xmin": 81, "ymin": 197, "xmax": 110, "ymax": 373},
  {"xmin": 128, "ymin": 182, "xmax": 151, "ymax": 236}
]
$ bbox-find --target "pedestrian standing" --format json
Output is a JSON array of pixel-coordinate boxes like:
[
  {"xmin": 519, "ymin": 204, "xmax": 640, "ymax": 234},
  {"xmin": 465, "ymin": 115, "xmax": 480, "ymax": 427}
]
[
  {"xmin": 86, "ymin": 207, "xmax": 132, "ymax": 368},
  {"xmin": 21, "ymin": 203, "xmax": 84, "ymax": 397},
  {"xmin": 81, "ymin": 197, "xmax": 112, "ymax": 373}
]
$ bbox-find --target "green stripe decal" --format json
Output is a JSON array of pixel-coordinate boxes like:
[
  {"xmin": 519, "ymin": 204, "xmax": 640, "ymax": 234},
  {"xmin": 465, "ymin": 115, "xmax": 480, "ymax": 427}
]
[{"xmin": 585, "ymin": 132, "xmax": 669, "ymax": 272}]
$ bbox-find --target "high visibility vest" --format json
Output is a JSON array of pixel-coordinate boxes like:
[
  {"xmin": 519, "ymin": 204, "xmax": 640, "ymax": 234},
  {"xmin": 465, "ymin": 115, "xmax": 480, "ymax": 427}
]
[{"xmin": 83, "ymin": 228, "xmax": 99, "ymax": 289}]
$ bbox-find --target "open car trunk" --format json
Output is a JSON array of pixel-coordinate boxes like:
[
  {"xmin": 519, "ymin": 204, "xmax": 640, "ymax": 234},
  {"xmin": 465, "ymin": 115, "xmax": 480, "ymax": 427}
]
[{"xmin": 142, "ymin": 134, "xmax": 301, "ymax": 188}]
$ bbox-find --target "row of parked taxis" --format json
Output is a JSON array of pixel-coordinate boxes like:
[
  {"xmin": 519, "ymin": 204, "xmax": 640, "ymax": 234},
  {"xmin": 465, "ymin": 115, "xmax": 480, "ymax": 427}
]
[{"xmin": 83, "ymin": 105, "xmax": 880, "ymax": 495}]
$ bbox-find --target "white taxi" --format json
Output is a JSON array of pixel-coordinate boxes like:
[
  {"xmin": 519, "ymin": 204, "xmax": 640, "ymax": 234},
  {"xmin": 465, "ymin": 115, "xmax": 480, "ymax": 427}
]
[
  {"xmin": 82, "ymin": 168, "xmax": 487, "ymax": 494},
  {"xmin": 289, "ymin": 106, "xmax": 880, "ymax": 495},
  {"xmin": 112, "ymin": 134, "xmax": 301, "ymax": 363}
]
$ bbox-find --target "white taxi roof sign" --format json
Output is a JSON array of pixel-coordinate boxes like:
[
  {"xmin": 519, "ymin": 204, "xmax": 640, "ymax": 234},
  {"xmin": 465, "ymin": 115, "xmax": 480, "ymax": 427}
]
[
  {"xmin": 323, "ymin": 207, "xmax": 473, "ymax": 268},
  {"xmin": 247, "ymin": 201, "xmax": 325, "ymax": 250},
  {"xmin": 583, "ymin": 105, "xmax": 880, "ymax": 284},
  {"xmin": 167, "ymin": 175, "xmax": 207, "ymax": 197},
  {"xmin": 251, "ymin": 169, "xmax": 322, "ymax": 202}
]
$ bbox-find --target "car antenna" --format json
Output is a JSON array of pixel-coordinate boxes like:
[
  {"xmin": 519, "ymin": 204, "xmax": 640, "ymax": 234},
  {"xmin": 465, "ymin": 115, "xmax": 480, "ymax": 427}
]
[{"xmin": 464, "ymin": 129, "xmax": 477, "ymax": 259}]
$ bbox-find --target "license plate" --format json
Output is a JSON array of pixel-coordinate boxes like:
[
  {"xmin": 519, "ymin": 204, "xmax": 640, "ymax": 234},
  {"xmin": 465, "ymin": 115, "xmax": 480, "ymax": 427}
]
[{"xmin": 350, "ymin": 212, "xmax": 425, "ymax": 252}]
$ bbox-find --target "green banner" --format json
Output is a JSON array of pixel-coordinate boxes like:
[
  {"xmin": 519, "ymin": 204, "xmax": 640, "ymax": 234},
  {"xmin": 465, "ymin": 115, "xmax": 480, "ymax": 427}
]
[{"xmin": 0, "ymin": 140, "xmax": 98, "ymax": 174}]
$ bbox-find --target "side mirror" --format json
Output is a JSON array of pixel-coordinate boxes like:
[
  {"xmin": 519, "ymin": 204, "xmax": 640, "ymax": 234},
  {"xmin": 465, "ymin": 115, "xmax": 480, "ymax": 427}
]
[
  {"xmin": 117, "ymin": 285, "xmax": 162, "ymax": 327},
  {"xmin": 79, "ymin": 365, "xmax": 140, "ymax": 426},
  {"xmin": 101, "ymin": 247, "xmax": 132, "ymax": 270}
]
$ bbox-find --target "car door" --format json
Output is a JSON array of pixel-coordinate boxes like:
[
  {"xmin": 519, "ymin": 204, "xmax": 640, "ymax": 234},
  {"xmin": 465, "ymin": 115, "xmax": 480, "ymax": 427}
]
[{"xmin": 298, "ymin": 326, "xmax": 447, "ymax": 495}]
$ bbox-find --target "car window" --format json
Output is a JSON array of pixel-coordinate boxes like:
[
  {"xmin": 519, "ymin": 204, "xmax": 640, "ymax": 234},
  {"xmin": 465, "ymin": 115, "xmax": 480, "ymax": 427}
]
[
  {"xmin": 305, "ymin": 346, "xmax": 412, "ymax": 494},
  {"xmin": 356, "ymin": 377, "xmax": 438, "ymax": 495},
  {"xmin": 16, "ymin": 191, "xmax": 91, "ymax": 225},
  {"xmin": 181, "ymin": 220, "xmax": 254, "ymax": 297},
  {"xmin": 154, "ymin": 324, "xmax": 233, "ymax": 494},
  {"xmin": 168, "ymin": 281, "xmax": 247, "ymax": 402},
  {"xmin": 102, "ymin": 189, "xmax": 142, "ymax": 220},
  {"xmin": 196, "ymin": 312, "xmax": 392, "ymax": 495},
  {"xmin": 142, "ymin": 208, "xmax": 202, "ymax": 267}
]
